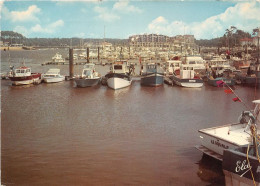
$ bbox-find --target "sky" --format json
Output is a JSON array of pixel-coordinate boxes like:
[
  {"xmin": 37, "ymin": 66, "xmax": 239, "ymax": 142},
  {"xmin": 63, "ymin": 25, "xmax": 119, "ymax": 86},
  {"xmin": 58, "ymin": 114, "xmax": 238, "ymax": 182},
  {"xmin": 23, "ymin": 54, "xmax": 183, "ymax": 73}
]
[{"xmin": 1, "ymin": 0, "xmax": 260, "ymax": 40}]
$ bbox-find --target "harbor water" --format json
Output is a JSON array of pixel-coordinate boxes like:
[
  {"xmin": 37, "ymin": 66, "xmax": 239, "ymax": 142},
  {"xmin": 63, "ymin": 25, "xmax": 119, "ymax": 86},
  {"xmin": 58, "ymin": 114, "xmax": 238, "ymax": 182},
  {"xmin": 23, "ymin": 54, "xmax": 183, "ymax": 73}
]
[{"xmin": 1, "ymin": 49, "xmax": 260, "ymax": 185}]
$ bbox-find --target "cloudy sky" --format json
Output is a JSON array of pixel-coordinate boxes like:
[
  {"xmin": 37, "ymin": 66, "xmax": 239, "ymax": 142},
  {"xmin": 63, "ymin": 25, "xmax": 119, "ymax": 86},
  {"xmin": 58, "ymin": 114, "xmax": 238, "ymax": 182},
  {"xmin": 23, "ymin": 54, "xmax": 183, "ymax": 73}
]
[{"xmin": 1, "ymin": 0, "xmax": 260, "ymax": 39}]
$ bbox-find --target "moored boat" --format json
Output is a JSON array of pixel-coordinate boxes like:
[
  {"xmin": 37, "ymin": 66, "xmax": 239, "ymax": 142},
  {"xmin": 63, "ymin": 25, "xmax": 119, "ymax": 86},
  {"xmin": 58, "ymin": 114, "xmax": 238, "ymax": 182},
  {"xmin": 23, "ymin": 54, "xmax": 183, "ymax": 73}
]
[
  {"xmin": 74, "ymin": 63, "xmax": 101, "ymax": 87},
  {"xmin": 105, "ymin": 61, "xmax": 132, "ymax": 90},
  {"xmin": 207, "ymin": 76, "xmax": 235, "ymax": 87},
  {"xmin": 206, "ymin": 68, "xmax": 235, "ymax": 87},
  {"xmin": 52, "ymin": 52, "xmax": 65, "ymax": 63},
  {"xmin": 141, "ymin": 63, "xmax": 164, "ymax": 86},
  {"xmin": 43, "ymin": 68, "xmax": 65, "ymax": 83},
  {"xmin": 170, "ymin": 65, "xmax": 203, "ymax": 88},
  {"xmin": 196, "ymin": 99, "xmax": 260, "ymax": 161},
  {"xmin": 9, "ymin": 66, "xmax": 42, "ymax": 86}
]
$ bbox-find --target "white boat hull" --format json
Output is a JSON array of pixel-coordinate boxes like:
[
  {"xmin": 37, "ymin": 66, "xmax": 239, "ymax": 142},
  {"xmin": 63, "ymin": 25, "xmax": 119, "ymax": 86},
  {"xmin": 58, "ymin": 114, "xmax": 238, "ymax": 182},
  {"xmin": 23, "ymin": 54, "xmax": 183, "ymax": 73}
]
[
  {"xmin": 12, "ymin": 79, "xmax": 33, "ymax": 85},
  {"xmin": 12, "ymin": 77, "xmax": 41, "ymax": 85},
  {"xmin": 178, "ymin": 82, "xmax": 203, "ymax": 88},
  {"xmin": 43, "ymin": 77, "xmax": 65, "ymax": 83},
  {"xmin": 198, "ymin": 123, "xmax": 252, "ymax": 157},
  {"xmin": 107, "ymin": 77, "xmax": 132, "ymax": 90}
]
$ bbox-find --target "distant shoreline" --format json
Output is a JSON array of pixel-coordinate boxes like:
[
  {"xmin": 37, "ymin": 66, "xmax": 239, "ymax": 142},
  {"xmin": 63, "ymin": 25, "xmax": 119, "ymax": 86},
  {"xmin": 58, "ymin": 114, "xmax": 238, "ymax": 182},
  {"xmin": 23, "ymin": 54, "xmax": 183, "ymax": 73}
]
[{"xmin": 1, "ymin": 47, "xmax": 24, "ymax": 51}]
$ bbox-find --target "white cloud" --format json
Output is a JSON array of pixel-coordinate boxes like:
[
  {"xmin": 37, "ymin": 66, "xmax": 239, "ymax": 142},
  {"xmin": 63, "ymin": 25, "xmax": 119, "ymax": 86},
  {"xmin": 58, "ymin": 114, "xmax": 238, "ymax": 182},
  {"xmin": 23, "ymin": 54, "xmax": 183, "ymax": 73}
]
[
  {"xmin": 13, "ymin": 20, "xmax": 64, "ymax": 37},
  {"xmin": 94, "ymin": 6, "xmax": 120, "ymax": 22},
  {"xmin": 113, "ymin": 0, "xmax": 142, "ymax": 14},
  {"xmin": 31, "ymin": 20, "xmax": 64, "ymax": 34},
  {"xmin": 3, "ymin": 5, "xmax": 41, "ymax": 22},
  {"xmin": 148, "ymin": 16, "xmax": 169, "ymax": 34},
  {"xmin": 147, "ymin": 2, "xmax": 260, "ymax": 39}
]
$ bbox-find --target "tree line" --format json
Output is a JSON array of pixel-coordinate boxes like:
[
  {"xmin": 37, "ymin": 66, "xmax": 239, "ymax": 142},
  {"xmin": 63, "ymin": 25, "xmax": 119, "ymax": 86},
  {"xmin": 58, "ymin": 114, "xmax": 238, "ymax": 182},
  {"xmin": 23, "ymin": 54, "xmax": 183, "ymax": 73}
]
[
  {"xmin": 195, "ymin": 27, "xmax": 257, "ymax": 48},
  {"xmin": 0, "ymin": 31, "xmax": 128, "ymax": 47},
  {"xmin": 1, "ymin": 28, "xmax": 258, "ymax": 47}
]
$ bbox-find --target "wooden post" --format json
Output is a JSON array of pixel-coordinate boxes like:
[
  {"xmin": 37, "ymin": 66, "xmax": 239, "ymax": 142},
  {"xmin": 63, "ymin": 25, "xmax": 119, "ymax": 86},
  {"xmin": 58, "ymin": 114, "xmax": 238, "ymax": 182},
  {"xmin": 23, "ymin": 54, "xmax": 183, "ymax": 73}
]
[
  {"xmin": 257, "ymin": 36, "xmax": 259, "ymax": 64},
  {"xmin": 87, "ymin": 47, "xmax": 89, "ymax": 63},
  {"xmin": 69, "ymin": 48, "xmax": 74, "ymax": 78},
  {"xmin": 98, "ymin": 47, "xmax": 100, "ymax": 62}
]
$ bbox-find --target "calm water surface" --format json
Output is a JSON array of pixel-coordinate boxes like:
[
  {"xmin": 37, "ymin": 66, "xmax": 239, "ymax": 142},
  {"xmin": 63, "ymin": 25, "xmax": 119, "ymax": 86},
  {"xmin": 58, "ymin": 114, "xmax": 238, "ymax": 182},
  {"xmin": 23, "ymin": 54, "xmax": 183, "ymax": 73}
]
[{"xmin": 1, "ymin": 49, "xmax": 260, "ymax": 185}]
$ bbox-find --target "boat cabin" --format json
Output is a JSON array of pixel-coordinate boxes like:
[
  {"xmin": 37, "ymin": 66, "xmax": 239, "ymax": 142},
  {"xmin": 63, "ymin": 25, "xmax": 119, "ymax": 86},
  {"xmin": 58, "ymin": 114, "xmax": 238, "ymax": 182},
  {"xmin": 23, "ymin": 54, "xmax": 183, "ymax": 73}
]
[
  {"xmin": 208, "ymin": 57, "xmax": 231, "ymax": 69},
  {"xmin": 182, "ymin": 56, "xmax": 206, "ymax": 70},
  {"xmin": 44, "ymin": 69, "xmax": 61, "ymax": 78},
  {"xmin": 142, "ymin": 63, "xmax": 163, "ymax": 74},
  {"xmin": 179, "ymin": 65, "xmax": 196, "ymax": 79},
  {"xmin": 14, "ymin": 66, "xmax": 31, "ymax": 77},
  {"xmin": 111, "ymin": 61, "xmax": 128, "ymax": 74},
  {"xmin": 165, "ymin": 60, "xmax": 181, "ymax": 75},
  {"xmin": 82, "ymin": 64, "xmax": 96, "ymax": 78}
]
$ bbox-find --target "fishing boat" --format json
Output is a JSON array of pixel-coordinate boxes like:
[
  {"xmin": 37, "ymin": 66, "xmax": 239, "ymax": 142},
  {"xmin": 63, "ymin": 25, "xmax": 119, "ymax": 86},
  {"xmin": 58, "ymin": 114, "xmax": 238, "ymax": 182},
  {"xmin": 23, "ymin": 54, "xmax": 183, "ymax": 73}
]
[
  {"xmin": 206, "ymin": 68, "xmax": 235, "ymax": 87},
  {"xmin": 8, "ymin": 65, "xmax": 42, "ymax": 86},
  {"xmin": 43, "ymin": 68, "xmax": 65, "ymax": 83},
  {"xmin": 196, "ymin": 99, "xmax": 260, "ymax": 161},
  {"xmin": 105, "ymin": 61, "xmax": 132, "ymax": 90},
  {"xmin": 207, "ymin": 76, "xmax": 235, "ymax": 87},
  {"xmin": 140, "ymin": 63, "xmax": 164, "ymax": 86},
  {"xmin": 223, "ymin": 145, "xmax": 260, "ymax": 186},
  {"xmin": 170, "ymin": 65, "xmax": 204, "ymax": 88},
  {"xmin": 74, "ymin": 63, "xmax": 101, "ymax": 87}
]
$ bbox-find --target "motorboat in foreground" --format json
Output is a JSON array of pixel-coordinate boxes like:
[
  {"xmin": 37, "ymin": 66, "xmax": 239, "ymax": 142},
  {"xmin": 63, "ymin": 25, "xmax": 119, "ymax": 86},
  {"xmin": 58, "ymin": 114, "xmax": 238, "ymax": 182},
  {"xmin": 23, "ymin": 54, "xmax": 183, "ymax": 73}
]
[
  {"xmin": 74, "ymin": 63, "xmax": 101, "ymax": 87},
  {"xmin": 196, "ymin": 99, "xmax": 260, "ymax": 161},
  {"xmin": 43, "ymin": 68, "xmax": 65, "ymax": 83}
]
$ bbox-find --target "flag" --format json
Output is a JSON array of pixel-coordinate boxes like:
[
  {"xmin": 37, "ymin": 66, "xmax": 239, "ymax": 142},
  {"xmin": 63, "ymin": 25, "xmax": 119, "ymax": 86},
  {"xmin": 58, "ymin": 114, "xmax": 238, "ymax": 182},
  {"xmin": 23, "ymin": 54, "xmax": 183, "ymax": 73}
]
[
  {"xmin": 224, "ymin": 89, "xmax": 233, "ymax": 94},
  {"xmin": 216, "ymin": 80, "xmax": 224, "ymax": 87},
  {"xmin": 232, "ymin": 97, "xmax": 241, "ymax": 102}
]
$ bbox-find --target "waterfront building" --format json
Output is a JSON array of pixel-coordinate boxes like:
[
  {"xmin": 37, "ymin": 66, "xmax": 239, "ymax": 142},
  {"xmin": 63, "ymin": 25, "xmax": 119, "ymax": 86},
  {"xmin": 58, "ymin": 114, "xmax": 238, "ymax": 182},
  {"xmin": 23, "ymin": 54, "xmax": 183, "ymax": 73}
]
[{"xmin": 128, "ymin": 34, "xmax": 195, "ymax": 52}]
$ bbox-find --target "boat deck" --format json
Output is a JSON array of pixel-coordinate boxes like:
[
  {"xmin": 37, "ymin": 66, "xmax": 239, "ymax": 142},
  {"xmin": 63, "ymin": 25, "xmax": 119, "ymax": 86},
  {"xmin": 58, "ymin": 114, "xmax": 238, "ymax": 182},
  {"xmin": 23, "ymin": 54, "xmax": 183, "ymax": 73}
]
[{"xmin": 199, "ymin": 123, "xmax": 253, "ymax": 146}]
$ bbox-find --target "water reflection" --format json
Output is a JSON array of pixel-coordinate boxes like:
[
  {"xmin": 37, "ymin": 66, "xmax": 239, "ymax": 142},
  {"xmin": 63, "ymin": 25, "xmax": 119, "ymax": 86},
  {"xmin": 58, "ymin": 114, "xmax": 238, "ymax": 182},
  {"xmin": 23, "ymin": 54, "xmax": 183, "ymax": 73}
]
[{"xmin": 197, "ymin": 154, "xmax": 224, "ymax": 185}]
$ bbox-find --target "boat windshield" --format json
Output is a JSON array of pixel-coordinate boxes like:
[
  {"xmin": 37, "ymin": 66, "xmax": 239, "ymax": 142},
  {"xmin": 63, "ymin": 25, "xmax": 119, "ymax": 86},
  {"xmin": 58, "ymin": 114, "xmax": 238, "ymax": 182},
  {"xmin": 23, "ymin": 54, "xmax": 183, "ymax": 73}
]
[
  {"xmin": 83, "ymin": 70, "xmax": 92, "ymax": 76},
  {"xmin": 147, "ymin": 65, "xmax": 157, "ymax": 73},
  {"xmin": 16, "ymin": 69, "xmax": 26, "ymax": 73},
  {"xmin": 45, "ymin": 75, "xmax": 56, "ymax": 77},
  {"xmin": 114, "ymin": 65, "xmax": 122, "ymax": 70}
]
